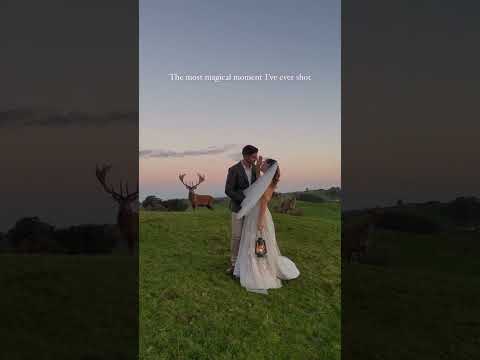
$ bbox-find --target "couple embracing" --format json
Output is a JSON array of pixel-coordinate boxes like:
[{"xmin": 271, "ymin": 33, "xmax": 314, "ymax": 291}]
[{"xmin": 224, "ymin": 145, "xmax": 300, "ymax": 295}]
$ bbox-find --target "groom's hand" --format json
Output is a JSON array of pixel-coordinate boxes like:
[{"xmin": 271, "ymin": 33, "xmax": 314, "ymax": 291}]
[{"xmin": 255, "ymin": 156, "xmax": 263, "ymax": 175}]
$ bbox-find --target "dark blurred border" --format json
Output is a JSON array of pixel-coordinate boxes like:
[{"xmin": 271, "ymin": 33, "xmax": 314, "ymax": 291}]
[
  {"xmin": 342, "ymin": 1, "xmax": 480, "ymax": 359},
  {"xmin": 0, "ymin": 1, "xmax": 138, "ymax": 358}
]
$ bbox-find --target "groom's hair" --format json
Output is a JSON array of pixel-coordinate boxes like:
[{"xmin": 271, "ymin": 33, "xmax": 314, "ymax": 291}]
[{"xmin": 242, "ymin": 145, "xmax": 258, "ymax": 156}]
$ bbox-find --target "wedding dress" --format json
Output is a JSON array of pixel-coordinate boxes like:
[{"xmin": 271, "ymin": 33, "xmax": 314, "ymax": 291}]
[{"xmin": 233, "ymin": 162, "xmax": 300, "ymax": 294}]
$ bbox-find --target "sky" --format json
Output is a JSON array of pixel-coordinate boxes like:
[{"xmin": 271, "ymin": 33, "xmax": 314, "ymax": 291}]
[
  {"xmin": 140, "ymin": 0, "xmax": 341, "ymax": 200},
  {"xmin": 341, "ymin": 0, "xmax": 480, "ymax": 209},
  {"xmin": 2, "ymin": 0, "xmax": 478, "ymax": 235},
  {"xmin": 0, "ymin": 1, "xmax": 138, "ymax": 231}
]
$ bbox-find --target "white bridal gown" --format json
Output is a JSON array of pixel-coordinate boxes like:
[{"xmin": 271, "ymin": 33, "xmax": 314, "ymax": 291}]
[{"xmin": 233, "ymin": 200, "xmax": 300, "ymax": 295}]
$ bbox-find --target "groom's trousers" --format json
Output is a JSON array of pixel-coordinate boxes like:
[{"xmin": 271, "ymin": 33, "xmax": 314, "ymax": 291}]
[{"xmin": 230, "ymin": 213, "xmax": 244, "ymax": 266}]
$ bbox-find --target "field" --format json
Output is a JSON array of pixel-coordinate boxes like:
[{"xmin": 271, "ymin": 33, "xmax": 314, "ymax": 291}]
[
  {"xmin": 140, "ymin": 201, "xmax": 341, "ymax": 360},
  {"xmin": 343, "ymin": 207, "xmax": 480, "ymax": 360},
  {"xmin": 0, "ymin": 255, "xmax": 138, "ymax": 359}
]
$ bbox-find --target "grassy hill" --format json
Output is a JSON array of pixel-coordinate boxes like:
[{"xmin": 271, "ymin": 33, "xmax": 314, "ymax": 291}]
[
  {"xmin": 0, "ymin": 255, "xmax": 138, "ymax": 359},
  {"xmin": 140, "ymin": 201, "xmax": 340, "ymax": 360},
  {"xmin": 342, "ymin": 200, "xmax": 480, "ymax": 360},
  {"xmin": 211, "ymin": 187, "xmax": 341, "ymax": 206},
  {"xmin": 289, "ymin": 188, "xmax": 341, "ymax": 203}
]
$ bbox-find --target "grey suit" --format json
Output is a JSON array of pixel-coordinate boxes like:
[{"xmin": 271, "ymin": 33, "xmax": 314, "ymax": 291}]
[
  {"xmin": 225, "ymin": 161, "xmax": 258, "ymax": 213},
  {"xmin": 225, "ymin": 161, "xmax": 258, "ymax": 267}
]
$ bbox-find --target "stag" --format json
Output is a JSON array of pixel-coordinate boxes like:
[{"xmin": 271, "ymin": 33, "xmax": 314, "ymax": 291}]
[
  {"xmin": 280, "ymin": 196, "xmax": 296, "ymax": 214},
  {"xmin": 95, "ymin": 164, "xmax": 138, "ymax": 254},
  {"xmin": 179, "ymin": 173, "xmax": 214, "ymax": 210},
  {"xmin": 342, "ymin": 209, "xmax": 383, "ymax": 262}
]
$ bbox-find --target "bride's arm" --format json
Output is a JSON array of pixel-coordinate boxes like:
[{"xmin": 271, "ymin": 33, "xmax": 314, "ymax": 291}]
[{"xmin": 257, "ymin": 194, "xmax": 269, "ymax": 232}]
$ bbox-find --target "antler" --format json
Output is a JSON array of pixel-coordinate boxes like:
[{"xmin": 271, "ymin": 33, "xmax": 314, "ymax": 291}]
[
  {"xmin": 178, "ymin": 173, "xmax": 205, "ymax": 188},
  {"xmin": 192, "ymin": 173, "xmax": 205, "ymax": 187},
  {"xmin": 179, "ymin": 173, "xmax": 191, "ymax": 189},
  {"xmin": 96, "ymin": 164, "xmax": 138, "ymax": 201},
  {"xmin": 125, "ymin": 181, "xmax": 139, "ymax": 201}
]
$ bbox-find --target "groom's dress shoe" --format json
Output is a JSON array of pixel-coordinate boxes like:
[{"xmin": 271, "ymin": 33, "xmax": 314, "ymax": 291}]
[{"xmin": 225, "ymin": 265, "xmax": 235, "ymax": 275}]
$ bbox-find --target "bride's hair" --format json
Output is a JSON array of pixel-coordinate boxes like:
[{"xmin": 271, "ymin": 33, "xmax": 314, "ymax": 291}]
[{"xmin": 265, "ymin": 158, "xmax": 280, "ymax": 187}]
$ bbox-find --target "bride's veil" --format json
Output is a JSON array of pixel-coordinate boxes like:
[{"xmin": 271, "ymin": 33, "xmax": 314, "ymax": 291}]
[{"xmin": 236, "ymin": 162, "xmax": 278, "ymax": 219}]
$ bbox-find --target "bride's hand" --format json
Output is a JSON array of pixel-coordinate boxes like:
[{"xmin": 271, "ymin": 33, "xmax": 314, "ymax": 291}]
[{"xmin": 257, "ymin": 222, "xmax": 265, "ymax": 232}]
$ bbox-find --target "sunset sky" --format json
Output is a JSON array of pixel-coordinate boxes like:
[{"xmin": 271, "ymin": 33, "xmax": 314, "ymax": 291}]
[{"xmin": 140, "ymin": 0, "xmax": 340, "ymax": 200}]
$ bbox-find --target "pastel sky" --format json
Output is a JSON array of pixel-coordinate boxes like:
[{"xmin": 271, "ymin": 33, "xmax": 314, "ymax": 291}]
[{"xmin": 140, "ymin": 0, "xmax": 340, "ymax": 200}]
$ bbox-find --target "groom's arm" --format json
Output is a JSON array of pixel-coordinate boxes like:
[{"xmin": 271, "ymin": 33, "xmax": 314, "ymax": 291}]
[
  {"xmin": 254, "ymin": 155, "xmax": 263, "ymax": 178},
  {"xmin": 225, "ymin": 168, "xmax": 245, "ymax": 203}
]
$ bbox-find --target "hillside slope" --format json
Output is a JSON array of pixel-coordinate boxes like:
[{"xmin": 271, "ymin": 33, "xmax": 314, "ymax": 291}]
[{"xmin": 140, "ymin": 202, "xmax": 340, "ymax": 360}]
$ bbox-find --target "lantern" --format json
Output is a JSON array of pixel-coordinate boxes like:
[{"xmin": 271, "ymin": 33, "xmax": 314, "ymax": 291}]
[{"xmin": 255, "ymin": 233, "xmax": 267, "ymax": 257}]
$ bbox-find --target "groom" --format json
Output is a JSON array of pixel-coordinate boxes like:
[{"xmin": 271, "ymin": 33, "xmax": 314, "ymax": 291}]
[{"xmin": 224, "ymin": 145, "xmax": 262, "ymax": 275}]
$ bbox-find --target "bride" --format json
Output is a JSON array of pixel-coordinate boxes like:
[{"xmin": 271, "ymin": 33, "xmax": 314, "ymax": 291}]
[{"xmin": 233, "ymin": 158, "xmax": 300, "ymax": 294}]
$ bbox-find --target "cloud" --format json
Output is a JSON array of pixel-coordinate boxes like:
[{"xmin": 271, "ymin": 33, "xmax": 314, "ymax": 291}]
[
  {"xmin": 0, "ymin": 108, "xmax": 137, "ymax": 128},
  {"xmin": 140, "ymin": 144, "xmax": 240, "ymax": 159}
]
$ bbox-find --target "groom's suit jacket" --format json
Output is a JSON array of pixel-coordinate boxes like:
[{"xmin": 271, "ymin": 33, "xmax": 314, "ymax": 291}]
[{"xmin": 225, "ymin": 161, "xmax": 258, "ymax": 213}]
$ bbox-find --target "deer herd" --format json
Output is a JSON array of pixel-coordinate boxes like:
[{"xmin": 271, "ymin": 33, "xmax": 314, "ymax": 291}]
[{"xmin": 96, "ymin": 164, "xmax": 366, "ymax": 262}]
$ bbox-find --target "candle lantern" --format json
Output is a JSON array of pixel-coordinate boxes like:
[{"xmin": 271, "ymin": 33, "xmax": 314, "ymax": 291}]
[{"xmin": 255, "ymin": 231, "xmax": 267, "ymax": 257}]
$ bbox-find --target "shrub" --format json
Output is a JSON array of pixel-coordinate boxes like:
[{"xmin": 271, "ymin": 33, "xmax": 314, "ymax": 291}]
[
  {"xmin": 0, "ymin": 232, "xmax": 8, "ymax": 252},
  {"xmin": 295, "ymin": 193, "xmax": 325, "ymax": 203},
  {"xmin": 326, "ymin": 186, "xmax": 341, "ymax": 198},
  {"xmin": 447, "ymin": 196, "xmax": 480, "ymax": 226},
  {"xmin": 213, "ymin": 197, "xmax": 228, "ymax": 205},
  {"xmin": 7, "ymin": 217, "xmax": 58, "ymax": 253},
  {"xmin": 163, "ymin": 199, "xmax": 189, "ymax": 212},
  {"xmin": 54, "ymin": 224, "xmax": 118, "ymax": 254},
  {"xmin": 142, "ymin": 195, "xmax": 166, "ymax": 211},
  {"xmin": 375, "ymin": 211, "xmax": 440, "ymax": 234},
  {"xmin": 4, "ymin": 217, "xmax": 120, "ymax": 254}
]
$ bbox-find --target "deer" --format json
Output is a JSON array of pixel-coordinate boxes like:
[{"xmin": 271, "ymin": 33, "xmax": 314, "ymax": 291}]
[
  {"xmin": 95, "ymin": 164, "xmax": 138, "ymax": 255},
  {"xmin": 342, "ymin": 209, "xmax": 384, "ymax": 263},
  {"xmin": 179, "ymin": 173, "xmax": 214, "ymax": 210},
  {"xmin": 280, "ymin": 196, "xmax": 296, "ymax": 214}
]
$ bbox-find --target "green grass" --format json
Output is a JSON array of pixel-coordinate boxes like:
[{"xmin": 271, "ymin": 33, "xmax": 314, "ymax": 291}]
[
  {"xmin": 295, "ymin": 201, "xmax": 340, "ymax": 218},
  {"xmin": 343, "ymin": 227, "xmax": 480, "ymax": 360},
  {"xmin": 0, "ymin": 255, "xmax": 138, "ymax": 360},
  {"xmin": 140, "ymin": 202, "xmax": 341, "ymax": 360}
]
